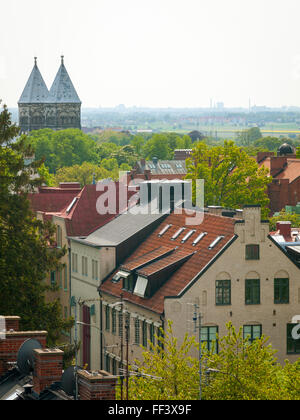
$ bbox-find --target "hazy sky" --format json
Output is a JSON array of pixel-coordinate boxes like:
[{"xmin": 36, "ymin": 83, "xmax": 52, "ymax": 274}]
[{"xmin": 2, "ymin": 0, "xmax": 300, "ymax": 108}]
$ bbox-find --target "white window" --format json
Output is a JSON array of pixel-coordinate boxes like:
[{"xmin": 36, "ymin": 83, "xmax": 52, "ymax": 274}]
[
  {"xmin": 72, "ymin": 253, "xmax": 78, "ymax": 273},
  {"xmin": 92, "ymin": 260, "xmax": 99, "ymax": 280},
  {"xmin": 134, "ymin": 276, "xmax": 148, "ymax": 298},
  {"xmin": 82, "ymin": 256, "xmax": 88, "ymax": 276}
]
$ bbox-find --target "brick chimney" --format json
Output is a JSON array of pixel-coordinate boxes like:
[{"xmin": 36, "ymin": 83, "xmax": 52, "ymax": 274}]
[
  {"xmin": 3, "ymin": 316, "xmax": 20, "ymax": 332},
  {"xmin": 0, "ymin": 330, "xmax": 47, "ymax": 377},
  {"xmin": 256, "ymin": 151, "xmax": 274, "ymax": 163},
  {"xmin": 276, "ymin": 221, "xmax": 292, "ymax": 239},
  {"xmin": 33, "ymin": 348, "xmax": 64, "ymax": 395},
  {"xmin": 78, "ymin": 370, "xmax": 117, "ymax": 400},
  {"xmin": 270, "ymin": 156, "xmax": 288, "ymax": 177}
]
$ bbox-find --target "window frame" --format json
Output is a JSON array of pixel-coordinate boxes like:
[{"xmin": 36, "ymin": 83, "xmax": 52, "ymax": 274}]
[
  {"xmin": 201, "ymin": 326, "xmax": 219, "ymax": 354},
  {"xmin": 274, "ymin": 278, "xmax": 289, "ymax": 304},
  {"xmin": 216, "ymin": 280, "xmax": 231, "ymax": 306},
  {"xmin": 245, "ymin": 244, "xmax": 260, "ymax": 260},
  {"xmin": 243, "ymin": 325, "xmax": 262, "ymax": 343},
  {"xmin": 245, "ymin": 279, "xmax": 261, "ymax": 305}
]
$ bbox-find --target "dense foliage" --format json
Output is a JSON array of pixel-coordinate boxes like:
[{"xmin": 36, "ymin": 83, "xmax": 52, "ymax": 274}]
[
  {"xmin": 121, "ymin": 322, "xmax": 300, "ymax": 400},
  {"xmin": 0, "ymin": 104, "xmax": 73, "ymax": 345},
  {"xmin": 186, "ymin": 141, "xmax": 272, "ymax": 218}
]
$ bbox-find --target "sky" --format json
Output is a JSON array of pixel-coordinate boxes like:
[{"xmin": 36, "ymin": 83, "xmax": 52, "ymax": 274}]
[{"xmin": 2, "ymin": 0, "xmax": 300, "ymax": 109}]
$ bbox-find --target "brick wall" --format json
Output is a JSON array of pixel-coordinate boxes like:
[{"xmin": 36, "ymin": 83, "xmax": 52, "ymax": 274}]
[
  {"xmin": 0, "ymin": 331, "xmax": 47, "ymax": 377},
  {"xmin": 78, "ymin": 370, "xmax": 117, "ymax": 400},
  {"xmin": 33, "ymin": 349, "xmax": 64, "ymax": 394}
]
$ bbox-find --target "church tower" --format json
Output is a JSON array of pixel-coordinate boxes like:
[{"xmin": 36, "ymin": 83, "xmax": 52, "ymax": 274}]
[
  {"xmin": 18, "ymin": 57, "xmax": 50, "ymax": 133},
  {"xmin": 18, "ymin": 57, "xmax": 81, "ymax": 133},
  {"xmin": 48, "ymin": 56, "xmax": 81, "ymax": 130}
]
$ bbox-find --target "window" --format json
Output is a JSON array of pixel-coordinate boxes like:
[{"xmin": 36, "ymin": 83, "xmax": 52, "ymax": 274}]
[
  {"xmin": 243, "ymin": 325, "xmax": 262, "ymax": 343},
  {"xmin": 112, "ymin": 358, "xmax": 117, "ymax": 376},
  {"xmin": 123, "ymin": 274, "xmax": 135, "ymax": 293},
  {"xmin": 125, "ymin": 313, "xmax": 130, "ymax": 342},
  {"xmin": 216, "ymin": 280, "xmax": 231, "ymax": 305},
  {"xmin": 274, "ymin": 278, "xmax": 289, "ymax": 304},
  {"xmin": 201, "ymin": 327, "xmax": 218, "ymax": 353},
  {"xmin": 105, "ymin": 354, "xmax": 110, "ymax": 373},
  {"xmin": 135, "ymin": 318, "xmax": 140, "ymax": 345},
  {"xmin": 245, "ymin": 244, "xmax": 260, "ymax": 260},
  {"xmin": 56, "ymin": 226, "xmax": 62, "ymax": 248},
  {"xmin": 287, "ymin": 324, "xmax": 300, "ymax": 354},
  {"xmin": 112, "ymin": 309, "xmax": 117, "ymax": 334},
  {"xmin": 92, "ymin": 260, "xmax": 99, "ymax": 281},
  {"xmin": 118, "ymin": 312, "xmax": 123, "ymax": 338},
  {"xmin": 149, "ymin": 323, "xmax": 155, "ymax": 347},
  {"xmin": 72, "ymin": 253, "xmax": 78, "ymax": 273},
  {"xmin": 82, "ymin": 256, "xmax": 88, "ymax": 277},
  {"xmin": 142, "ymin": 320, "xmax": 148, "ymax": 348},
  {"xmin": 50, "ymin": 271, "xmax": 56, "ymax": 286},
  {"xmin": 63, "ymin": 266, "xmax": 68, "ymax": 291},
  {"xmin": 105, "ymin": 306, "xmax": 110, "ymax": 331},
  {"xmin": 245, "ymin": 279, "xmax": 260, "ymax": 305}
]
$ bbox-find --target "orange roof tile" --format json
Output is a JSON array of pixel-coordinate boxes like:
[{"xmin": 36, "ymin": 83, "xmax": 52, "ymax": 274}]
[{"xmin": 100, "ymin": 211, "xmax": 237, "ymax": 314}]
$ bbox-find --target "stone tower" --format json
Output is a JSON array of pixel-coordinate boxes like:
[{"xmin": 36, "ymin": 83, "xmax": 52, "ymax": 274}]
[{"xmin": 18, "ymin": 57, "xmax": 81, "ymax": 133}]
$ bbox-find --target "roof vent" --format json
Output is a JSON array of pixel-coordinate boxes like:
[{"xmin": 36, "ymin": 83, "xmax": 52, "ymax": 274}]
[
  {"xmin": 181, "ymin": 230, "xmax": 196, "ymax": 243},
  {"xmin": 171, "ymin": 227, "xmax": 186, "ymax": 240},
  {"xmin": 208, "ymin": 236, "xmax": 224, "ymax": 249},
  {"xmin": 192, "ymin": 232, "xmax": 207, "ymax": 246},
  {"xmin": 158, "ymin": 224, "xmax": 172, "ymax": 237}
]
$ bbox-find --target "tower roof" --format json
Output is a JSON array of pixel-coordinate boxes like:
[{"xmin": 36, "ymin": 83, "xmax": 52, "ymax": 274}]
[
  {"xmin": 48, "ymin": 56, "xmax": 81, "ymax": 104},
  {"xmin": 18, "ymin": 58, "xmax": 49, "ymax": 104}
]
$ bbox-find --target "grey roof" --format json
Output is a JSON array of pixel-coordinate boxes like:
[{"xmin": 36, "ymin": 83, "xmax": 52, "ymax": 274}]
[
  {"xmin": 48, "ymin": 57, "xmax": 81, "ymax": 104},
  {"xmin": 137, "ymin": 160, "xmax": 187, "ymax": 175},
  {"xmin": 18, "ymin": 59, "xmax": 49, "ymax": 104},
  {"xmin": 72, "ymin": 209, "xmax": 166, "ymax": 247}
]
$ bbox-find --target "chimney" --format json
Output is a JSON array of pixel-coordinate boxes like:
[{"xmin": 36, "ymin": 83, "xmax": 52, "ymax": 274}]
[
  {"xmin": 33, "ymin": 348, "xmax": 64, "ymax": 395},
  {"xmin": 207, "ymin": 206, "xmax": 224, "ymax": 216},
  {"xmin": 0, "ymin": 329, "xmax": 47, "ymax": 377},
  {"xmin": 78, "ymin": 370, "xmax": 118, "ymax": 401},
  {"xmin": 3, "ymin": 316, "xmax": 20, "ymax": 332},
  {"xmin": 276, "ymin": 221, "xmax": 292, "ymax": 239},
  {"xmin": 256, "ymin": 151, "xmax": 274, "ymax": 163},
  {"xmin": 270, "ymin": 156, "xmax": 287, "ymax": 177}
]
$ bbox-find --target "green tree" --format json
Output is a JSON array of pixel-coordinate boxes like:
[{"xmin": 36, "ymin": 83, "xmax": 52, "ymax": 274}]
[
  {"xmin": 27, "ymin": 128, "xmax": 98, "ymax": 173},
  {"xmin": 186, "ymin": 141, "xmax": 271, "ymax": 218},
  {"xmin": 120, "ymin": 321, "xmax": 199, "ymax": 400},
  {"xmin": 54, "ymin": 162, "xmax": 116, "ymax": 187},
  {"xmin": 203, "ymin": 323, "xmax": 284, "ymax": 400},
  {"xmin": 143, "ymin": 134, "xmax": 172, "ymax": 160},
  {"xmin": 269, "ymin": 209, "xmax": 300, "ymax": 231},
  {"xmin": 237, "ymin": 127, "xmax": 262, "ymax": 146},
  {"xmin": 0, "ymin": 103, "xmax": 73, "ymax": 345}
]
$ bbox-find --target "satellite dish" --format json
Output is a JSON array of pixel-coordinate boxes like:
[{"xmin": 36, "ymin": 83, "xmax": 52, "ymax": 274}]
[
  {"xmin": 61, "ymin": 366, "xmax": 76, "ymax": 397},
  {"xmin": 17, "ymin": 339, "xmax": 42, "ymax": 375}
]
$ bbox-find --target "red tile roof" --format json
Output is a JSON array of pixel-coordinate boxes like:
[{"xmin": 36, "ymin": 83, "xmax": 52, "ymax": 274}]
[
  {"xmin": 29, "ymin": 183, "xmax": 135, "ymax": 238},
  {"xmin": 100, "ymin": 211, "xmax": 237, "ymax": 314},
  {"xmin": 61, "ymin": 183, "xmax": 135, "ymax": 237}
]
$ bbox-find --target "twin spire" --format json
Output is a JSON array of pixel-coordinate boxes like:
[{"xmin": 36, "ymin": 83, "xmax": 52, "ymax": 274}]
[{"xmin": 19, "ymin": 57, "xmax": 81, "ymax": 104}]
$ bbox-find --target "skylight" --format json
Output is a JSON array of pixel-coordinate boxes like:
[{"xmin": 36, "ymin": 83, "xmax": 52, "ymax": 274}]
[
  {"xmin": 172, "ymin": 227, "xmax": 186, "ymax": 240},
  {"xmin": 208, "ymin": 236, "xmax": 225, "ymax": 249},
  {"xmin": 181, "ymin": 230, "xmax": 196, "ymax": 243},
  {"xmin": 66, "ymin": 197, "xmax": 78, "ymax": 214},
  {"xmin": 158, "ymin": 224, "xmax": 172, "ymax": 237},
  {"xmin": 192, "ymin": 232, "xmax": 207, "ymax": 246}
]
